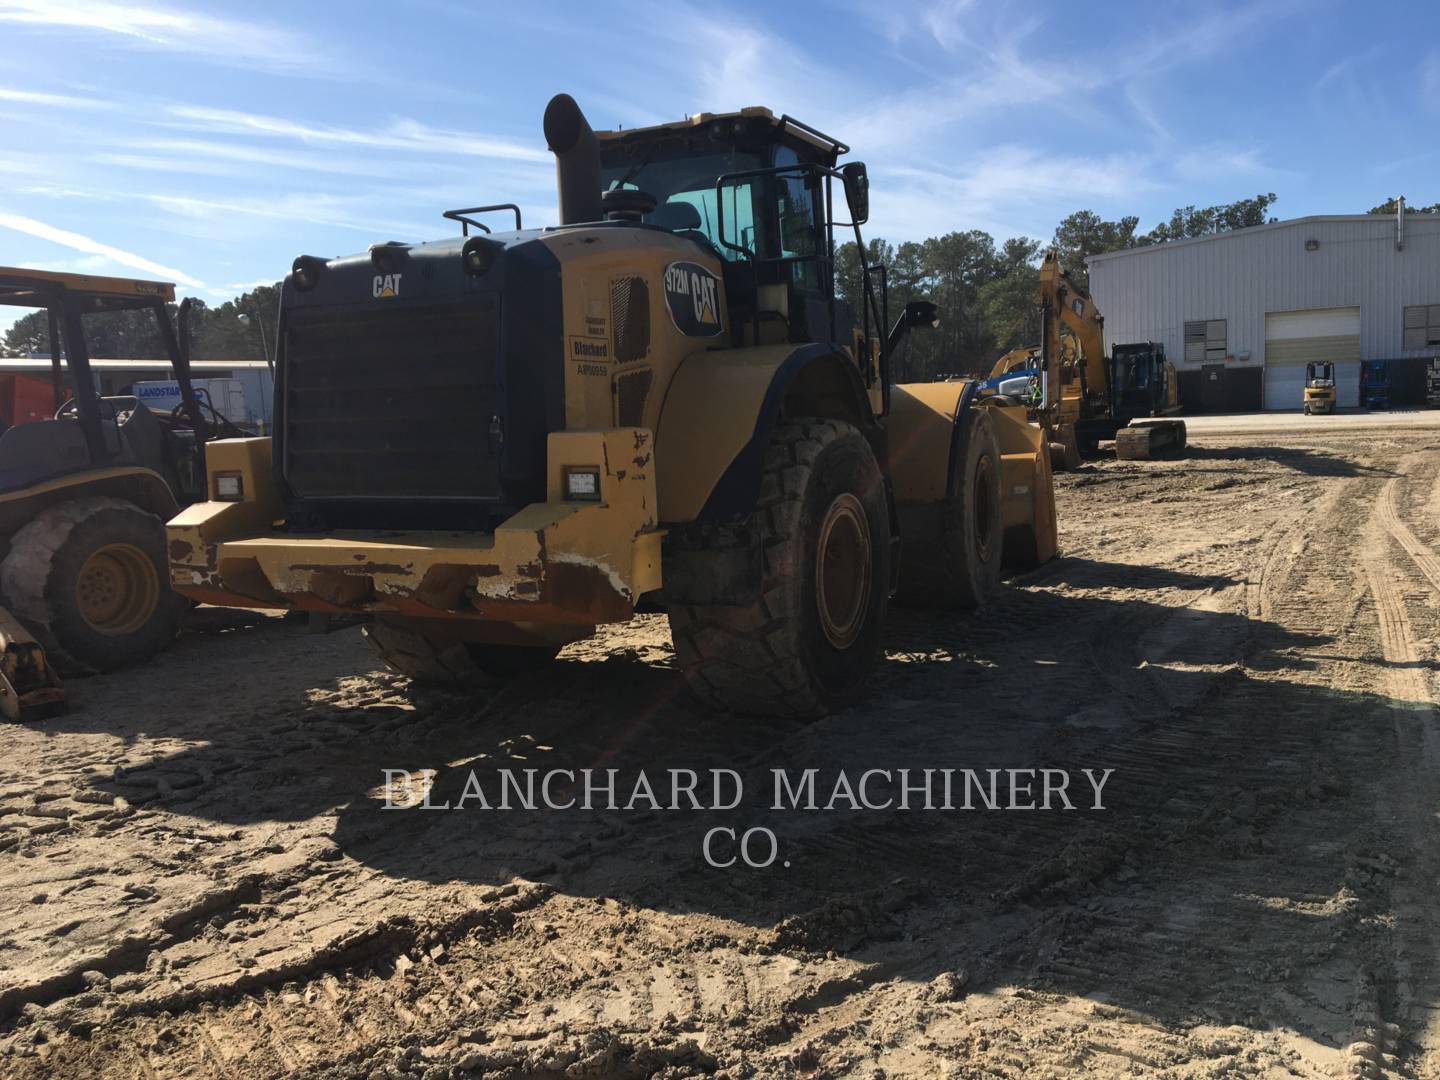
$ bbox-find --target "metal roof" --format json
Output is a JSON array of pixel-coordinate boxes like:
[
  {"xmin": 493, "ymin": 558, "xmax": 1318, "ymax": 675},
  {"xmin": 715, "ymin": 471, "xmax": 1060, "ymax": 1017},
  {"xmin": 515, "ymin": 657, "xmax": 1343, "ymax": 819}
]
[{"xmin": 1087, "ymin": 214, "xmax": 1433, "ymax": 264}]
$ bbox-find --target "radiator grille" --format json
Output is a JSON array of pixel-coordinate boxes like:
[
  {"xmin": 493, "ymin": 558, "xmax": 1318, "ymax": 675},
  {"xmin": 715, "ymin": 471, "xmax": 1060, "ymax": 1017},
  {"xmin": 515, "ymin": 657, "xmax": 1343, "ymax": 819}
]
[
  {"xmin": 611, "ymin": 276, "xmax": 650, "ymax": 362},
  {"xmin": 614, "ymin": 367, "xmax": 653, "ymax": 427},
  {"xmin": 281, "ymin": 298, "xmax": 502, "ymax": 500}
]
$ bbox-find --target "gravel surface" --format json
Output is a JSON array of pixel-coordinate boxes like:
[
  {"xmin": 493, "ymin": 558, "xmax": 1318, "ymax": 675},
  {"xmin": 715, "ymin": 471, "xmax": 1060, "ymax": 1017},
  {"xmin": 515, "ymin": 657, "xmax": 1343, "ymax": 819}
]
[{"xmin": 3, "ymin": 414, "xmax": 1439, "ymax": 1079}]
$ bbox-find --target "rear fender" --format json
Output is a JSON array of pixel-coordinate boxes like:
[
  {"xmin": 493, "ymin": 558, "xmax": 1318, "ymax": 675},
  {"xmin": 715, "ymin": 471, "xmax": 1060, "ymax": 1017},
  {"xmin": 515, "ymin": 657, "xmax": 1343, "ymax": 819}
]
[
  {"xmin": 887, "ymin": 380, "xmax": 979, "ymax": 504},
  {"xmin": 985, "ymin": 402, "xmax": 1058, "ymax": 568},
  {"xmin": 656, "ymin": 343, "xmax": 877, "ymax": 525},
  {"xmin": 0, "ymin": 466, "xmax": 179, "ymax": 538}
]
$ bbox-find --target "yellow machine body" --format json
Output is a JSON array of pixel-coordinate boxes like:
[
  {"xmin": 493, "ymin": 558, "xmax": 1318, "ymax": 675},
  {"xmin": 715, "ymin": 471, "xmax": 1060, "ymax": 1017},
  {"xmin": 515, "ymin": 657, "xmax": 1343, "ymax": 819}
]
[{"xmin": 167, "ymin": 95, "xmax": 1060, "ymax": 711}]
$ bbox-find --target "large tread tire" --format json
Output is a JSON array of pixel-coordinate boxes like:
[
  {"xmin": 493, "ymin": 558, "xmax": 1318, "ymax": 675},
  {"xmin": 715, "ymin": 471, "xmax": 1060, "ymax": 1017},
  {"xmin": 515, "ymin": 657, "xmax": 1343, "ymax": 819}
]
[
  {"xmin": 895, "ymin": 409, "xmax": 1003, "ymax": 610},
  {"xmin": 363, "ymin": 619, "xmax": 558, "ymax": 686},
  {"xmin": 667, "ymin": 418, "xmax": 890, "ymax": 718},
  {"xmin": 0, "ymin": 496, "xmax": 183, "ymax": 675}
]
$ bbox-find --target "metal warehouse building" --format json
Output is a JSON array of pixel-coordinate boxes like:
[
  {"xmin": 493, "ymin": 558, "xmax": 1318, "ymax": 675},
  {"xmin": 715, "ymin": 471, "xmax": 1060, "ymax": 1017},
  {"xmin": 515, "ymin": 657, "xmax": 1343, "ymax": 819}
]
[{"xmin": 1087, "ymin": 211, "xmax": 1440, "ymax": 410}]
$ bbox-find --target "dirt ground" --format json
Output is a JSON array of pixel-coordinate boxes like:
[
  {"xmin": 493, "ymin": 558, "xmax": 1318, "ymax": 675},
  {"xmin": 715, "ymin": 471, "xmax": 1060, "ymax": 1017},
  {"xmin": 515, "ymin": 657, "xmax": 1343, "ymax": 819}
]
[{"xmin": 3, "ymin": 412, "xmax": 1440, "ymax": 1079}]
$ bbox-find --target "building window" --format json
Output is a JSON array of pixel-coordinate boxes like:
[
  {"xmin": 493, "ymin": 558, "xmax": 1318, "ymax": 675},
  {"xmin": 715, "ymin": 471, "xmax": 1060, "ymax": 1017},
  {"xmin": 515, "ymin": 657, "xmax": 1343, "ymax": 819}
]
[
  {"xmin": 1403, "ymin": 305, "xmax": 1440, "ymax": 350},
  {"xmin": 1184, "ymin": 319, "xmax": 1227, "ymax": 364}
]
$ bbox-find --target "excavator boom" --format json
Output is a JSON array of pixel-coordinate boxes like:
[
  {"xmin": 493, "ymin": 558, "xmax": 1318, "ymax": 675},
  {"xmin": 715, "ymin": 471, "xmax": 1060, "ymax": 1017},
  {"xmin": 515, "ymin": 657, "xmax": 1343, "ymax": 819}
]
[{"xmin": 987, "ymin": 251, "xmax": 1184, "ymax": 463}]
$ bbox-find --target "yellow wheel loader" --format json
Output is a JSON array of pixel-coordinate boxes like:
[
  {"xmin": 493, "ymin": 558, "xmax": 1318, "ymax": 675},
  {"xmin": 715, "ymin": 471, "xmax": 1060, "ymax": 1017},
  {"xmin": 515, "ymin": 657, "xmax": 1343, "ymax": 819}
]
[
  {"xmin": 167, "ymin": 95, "xmax": 1058, "ymax": 717},
  {"xmin": 984, "ymin": 253, "xmax": 1185, "ymax": 463},
  {"xmin": 0, "ymin": 268, "xmax": 216, "ymax": 720},
  {"xmin": 1303, "ymin": 362, "xmax": 1336, "ymax": 415}
]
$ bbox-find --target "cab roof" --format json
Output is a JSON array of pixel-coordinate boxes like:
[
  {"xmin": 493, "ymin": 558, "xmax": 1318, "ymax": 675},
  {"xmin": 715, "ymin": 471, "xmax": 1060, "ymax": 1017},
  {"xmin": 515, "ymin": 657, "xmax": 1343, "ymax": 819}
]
[
  {"xmin": 0, "ymin": 265, "xmax": 176, "ymax": 310},
  {"xmin": 596, "ymin": 107, "xmax": 849, "ymax": 164}
]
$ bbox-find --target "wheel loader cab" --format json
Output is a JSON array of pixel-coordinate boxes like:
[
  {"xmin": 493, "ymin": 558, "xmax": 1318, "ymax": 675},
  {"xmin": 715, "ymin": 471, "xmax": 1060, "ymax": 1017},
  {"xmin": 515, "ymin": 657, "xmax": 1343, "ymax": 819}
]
[{"xmin": 596, "ymin": 110, "xmax": 865, "ymax": 359}]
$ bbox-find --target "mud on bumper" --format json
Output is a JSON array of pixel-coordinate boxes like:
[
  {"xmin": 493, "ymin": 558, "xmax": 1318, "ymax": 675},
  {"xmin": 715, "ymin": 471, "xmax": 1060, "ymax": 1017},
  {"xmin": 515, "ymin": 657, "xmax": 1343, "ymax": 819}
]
[{"xmin": 166, "ymin": 432, "xmax": 662, "ymax": 626}]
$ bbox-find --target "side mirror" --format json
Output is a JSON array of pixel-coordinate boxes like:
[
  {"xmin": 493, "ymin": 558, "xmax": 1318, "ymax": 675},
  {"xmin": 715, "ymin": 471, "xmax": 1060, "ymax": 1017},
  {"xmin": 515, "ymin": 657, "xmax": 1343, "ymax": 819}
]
[
  {"xmin": 904, "ymin": 300, "xmax": 939, "ymax": 330},
  {"xmin": 841, "ymin": 162, "xmax": 869, "ymax": 225},
  {"xmin": 886, "ymin": 299, "xmax": 940, "ymax": 355}
]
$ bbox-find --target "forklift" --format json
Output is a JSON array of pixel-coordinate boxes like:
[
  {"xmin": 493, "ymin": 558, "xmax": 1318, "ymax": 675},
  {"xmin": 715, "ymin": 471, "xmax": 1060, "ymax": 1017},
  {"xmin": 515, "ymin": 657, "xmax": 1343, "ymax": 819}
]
[
  {"xmin": 1303, "ymin": 361, "xmax": 1336, "ymax": 415},
  {"xmin": 0, "ymin": 267, "xmax": 212, "ymax": 720}
]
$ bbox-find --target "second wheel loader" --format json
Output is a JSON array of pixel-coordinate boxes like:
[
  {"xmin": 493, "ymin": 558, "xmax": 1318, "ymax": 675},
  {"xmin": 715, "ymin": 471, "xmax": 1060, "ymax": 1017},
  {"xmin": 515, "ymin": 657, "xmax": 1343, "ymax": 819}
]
[{"xmin": 167, "ymin": 95, "xmax": 1059, "ymax": 717}]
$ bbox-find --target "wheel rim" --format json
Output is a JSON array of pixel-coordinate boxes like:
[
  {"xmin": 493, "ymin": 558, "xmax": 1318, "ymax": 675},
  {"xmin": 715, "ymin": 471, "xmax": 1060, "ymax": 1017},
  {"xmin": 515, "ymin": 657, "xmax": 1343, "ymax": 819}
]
[
  {"xmin": 973, "ymin": 455, "xmax": 996, "ymax": 562},
  {"xmin": 75, "ymin": 543, "xmax": 159, "ymax": 635},
  {"xmin": 815, "ymin": 493, "xmax": 872, "ymax": 650}
]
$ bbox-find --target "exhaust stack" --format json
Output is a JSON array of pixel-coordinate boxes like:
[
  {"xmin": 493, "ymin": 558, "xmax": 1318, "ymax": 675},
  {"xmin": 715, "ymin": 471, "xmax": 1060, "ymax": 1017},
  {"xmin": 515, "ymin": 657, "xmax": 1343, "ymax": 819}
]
[{"xmin": 544, "ymin": 93, "xmax": 602, "ymax": 226}]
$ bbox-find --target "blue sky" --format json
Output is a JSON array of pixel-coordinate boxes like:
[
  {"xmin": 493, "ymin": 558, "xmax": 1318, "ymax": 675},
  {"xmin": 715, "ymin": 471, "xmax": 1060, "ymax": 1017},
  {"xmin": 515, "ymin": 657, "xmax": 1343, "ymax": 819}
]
[{"xmin": 1, "ymin": 0, "xmax": 1438, "ymax": 335}]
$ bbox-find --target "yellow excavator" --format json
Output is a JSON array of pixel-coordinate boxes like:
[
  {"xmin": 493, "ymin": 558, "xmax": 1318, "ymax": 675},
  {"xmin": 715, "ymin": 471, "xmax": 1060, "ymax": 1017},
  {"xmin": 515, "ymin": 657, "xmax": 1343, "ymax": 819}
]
[{"xmin": 984, "ymin": 253, "xmax": 1185, "ymax": 463}]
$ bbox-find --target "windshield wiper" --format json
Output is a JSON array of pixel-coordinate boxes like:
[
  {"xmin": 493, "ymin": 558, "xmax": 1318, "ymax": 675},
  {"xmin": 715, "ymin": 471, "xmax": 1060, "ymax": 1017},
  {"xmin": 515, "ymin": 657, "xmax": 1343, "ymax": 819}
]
[{"xmin": 612, "ymin": 147, "xmax": 657, "ymax": 191}]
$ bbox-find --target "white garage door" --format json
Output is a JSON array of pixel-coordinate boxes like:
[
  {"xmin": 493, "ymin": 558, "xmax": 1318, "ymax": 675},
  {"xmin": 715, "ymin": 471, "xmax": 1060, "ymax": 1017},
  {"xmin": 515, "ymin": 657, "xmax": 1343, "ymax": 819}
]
[{"xmin": 1264, "ymin": 308, "xmax": 1360, "ymax": 410}]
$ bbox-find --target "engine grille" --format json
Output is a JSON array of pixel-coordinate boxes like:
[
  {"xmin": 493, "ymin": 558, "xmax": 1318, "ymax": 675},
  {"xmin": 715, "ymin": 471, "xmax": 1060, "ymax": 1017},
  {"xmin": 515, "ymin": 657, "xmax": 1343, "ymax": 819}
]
[
  {"xmin": 281, "ymin": 297, "xmax": 503, "ymax": 501},
  {"xmin": 611, "ymin": 276, "xmax": 650, "ymax": 362}
]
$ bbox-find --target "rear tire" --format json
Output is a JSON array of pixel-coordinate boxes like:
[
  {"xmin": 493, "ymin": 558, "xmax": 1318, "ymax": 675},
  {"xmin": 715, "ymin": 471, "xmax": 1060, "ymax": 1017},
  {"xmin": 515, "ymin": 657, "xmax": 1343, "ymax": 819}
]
[
  {"xmin": 363, "ymin": 619, "xmax": 558, "ymax": 686},
  {"xmin": 0, "ymin": 496, "xmax": 183, "ymax": 675},
  {"xmin": 667, "ymin": 418, "xmax": 890, "ymax": 717},
  {"xmin": 896, "ymin": 409, "xmax": 1003, "ymax": 609}
]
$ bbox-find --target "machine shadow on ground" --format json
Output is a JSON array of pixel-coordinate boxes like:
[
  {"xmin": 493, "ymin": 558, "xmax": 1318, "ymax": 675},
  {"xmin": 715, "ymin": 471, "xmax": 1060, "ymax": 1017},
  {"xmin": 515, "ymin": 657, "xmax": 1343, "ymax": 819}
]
[
  {"xmin": 1179, "ymin": 444, "xmax": 1397, "ymax": 478},
  {"xmin": 32, "ymin": 568, "xmax": 1429, "ymax": 1059}
]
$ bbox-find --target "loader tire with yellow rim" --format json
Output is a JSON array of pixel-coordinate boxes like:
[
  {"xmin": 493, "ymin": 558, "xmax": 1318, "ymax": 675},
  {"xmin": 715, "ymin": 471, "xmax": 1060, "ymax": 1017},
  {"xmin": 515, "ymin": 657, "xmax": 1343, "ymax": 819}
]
[
  {"xmin": 0, "ymin": 496, "xmax": 183, "ymax": 675},
  {"xmin": 667, "ymin": 418, "xmax": 890, "ymax": 717}
]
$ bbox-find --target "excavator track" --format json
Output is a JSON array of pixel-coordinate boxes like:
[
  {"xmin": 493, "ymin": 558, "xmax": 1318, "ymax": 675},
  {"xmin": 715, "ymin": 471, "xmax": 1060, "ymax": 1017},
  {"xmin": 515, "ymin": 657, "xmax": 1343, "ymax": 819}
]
[{"xmin": 1114, "ymin": 419, "xmax": 1187, "ymax": 460}]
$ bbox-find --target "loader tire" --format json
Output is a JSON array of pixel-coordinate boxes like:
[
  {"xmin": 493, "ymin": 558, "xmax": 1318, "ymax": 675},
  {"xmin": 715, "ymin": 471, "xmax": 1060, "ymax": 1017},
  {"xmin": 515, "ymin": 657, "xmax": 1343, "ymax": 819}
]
[
  {"xmin": 0, "ymin": 496, "xmax": 183, "ymax": 675},
  {"xmin": 364, "ymin": 619, "xmax": 557, "ymax": 686},
  {"xmin": 667, "ymin": 418, "xmax": 890, "ymax": 718},
  {"xmin": 895, "ymin": 409, "xmax": 1003, "ymax": 609}
]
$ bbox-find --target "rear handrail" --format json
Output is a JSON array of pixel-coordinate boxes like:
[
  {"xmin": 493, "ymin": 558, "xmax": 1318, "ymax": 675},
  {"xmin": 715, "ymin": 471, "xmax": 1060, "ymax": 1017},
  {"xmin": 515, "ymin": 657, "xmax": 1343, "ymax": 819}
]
[{"xmin": 443, "ymin": 204, "xmax": 523, "ymax": 236}]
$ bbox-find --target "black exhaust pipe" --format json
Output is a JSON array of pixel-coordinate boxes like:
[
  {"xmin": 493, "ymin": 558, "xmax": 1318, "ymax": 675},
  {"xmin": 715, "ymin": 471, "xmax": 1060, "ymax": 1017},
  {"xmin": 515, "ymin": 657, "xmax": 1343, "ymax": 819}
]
[{"xmin": 544, "ymin": 93, "xmax": 602, "ymax": 226}]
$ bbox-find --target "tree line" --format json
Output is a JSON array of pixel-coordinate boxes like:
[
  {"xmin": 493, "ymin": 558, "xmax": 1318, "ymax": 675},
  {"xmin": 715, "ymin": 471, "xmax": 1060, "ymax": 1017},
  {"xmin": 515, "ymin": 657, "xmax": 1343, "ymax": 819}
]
[
  {"xmin": 5, "ymin": 191, "xmax": 1434, "ymax": 380},
  {"xmin": 841, "ymin": 192, "xmax": 1438, "ymax": 382},
  {"xmin": 2, "ymin": 284, "xmax": 281, "ymax": 362},
  {"xmin": 834, "ymin": 192, "xmax": 1287, "ymax": 381}
]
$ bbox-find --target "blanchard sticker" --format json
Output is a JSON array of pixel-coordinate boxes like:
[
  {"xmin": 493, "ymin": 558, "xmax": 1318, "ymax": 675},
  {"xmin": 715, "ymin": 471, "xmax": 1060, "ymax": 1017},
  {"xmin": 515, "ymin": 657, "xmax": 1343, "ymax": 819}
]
[
  {"xmin": 570, "ymin": 337, "xmax": 608, "ymax": 360},
  {"xmin": 663, "ymin": 261, "xmax": 723, "ymax": 337}
]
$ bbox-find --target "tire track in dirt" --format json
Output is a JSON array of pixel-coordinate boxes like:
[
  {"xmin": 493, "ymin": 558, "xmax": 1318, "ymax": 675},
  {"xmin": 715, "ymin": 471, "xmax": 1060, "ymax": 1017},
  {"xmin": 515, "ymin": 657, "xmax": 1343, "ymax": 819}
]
[
  {"xmin": 10, "ymin": 430, "xmax": 1440, "ymax": 1078},
  {"xmin": 1360, "ymin": 452, "xmax": 1440, "ymax": 1080},
  {"xmin": 1001, "ymin": 442, "xmax": 1429, "ymax": 1078}
]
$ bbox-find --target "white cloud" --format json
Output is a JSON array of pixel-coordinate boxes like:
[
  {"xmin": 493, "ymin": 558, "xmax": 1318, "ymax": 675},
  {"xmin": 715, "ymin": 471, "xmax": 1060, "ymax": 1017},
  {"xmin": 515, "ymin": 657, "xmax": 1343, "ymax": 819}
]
[
  {"xmin": 163, "ymin": 106, "xmax": 549, "ymax": 164},
  {"xmin": 142, "ymin": 192, "xmax": 431, "ymax": 240},
  {"xmin": 870, "ymin": 145, "xmax": 1158, "ymax": 241},
  {"xmin": 1422, "ymin": 50, "xmax": 1440, "ymax": 106},
  {"xmin": 1314, "ymin": 46, "xmax": 1383, "ymax": 91},
  {"xmin": 1124, "ymin": 83, "xmax": 1173, "ymax": 145},
  {"xmin": 0, "ymin": 85, "xmax": 114, "ymax": 110},
  {"xmin": 0, "ymin": 211, "xmax": 202, "ymax": 285},
  {"xmin": 922, "ymin": 0, "xmax": 979, "ymax": 51},
  {"xmin": 0, "ymin": 0, "xmax": 340, "ymax": 75},
  {"xmin": 1172, "ymin": 144, "xmax": 1282, "ymax": 183}
]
